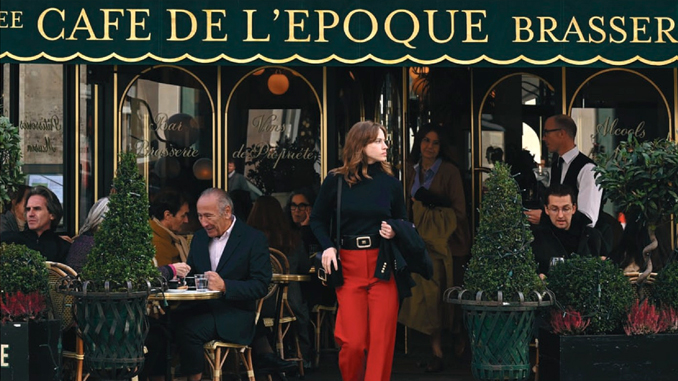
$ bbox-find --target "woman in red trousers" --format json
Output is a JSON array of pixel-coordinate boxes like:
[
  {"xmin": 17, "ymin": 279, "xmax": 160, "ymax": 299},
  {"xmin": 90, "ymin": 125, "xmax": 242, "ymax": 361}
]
[{"xmin": 310, "ymin": 121, "xmax": 407, "ymax": 381}]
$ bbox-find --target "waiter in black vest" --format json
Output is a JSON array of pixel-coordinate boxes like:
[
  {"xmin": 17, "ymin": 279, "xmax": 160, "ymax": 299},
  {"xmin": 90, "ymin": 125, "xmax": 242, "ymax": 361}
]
[{"xmin": 524, "ymin": 114, "xmax": 602, "ymax": 227}]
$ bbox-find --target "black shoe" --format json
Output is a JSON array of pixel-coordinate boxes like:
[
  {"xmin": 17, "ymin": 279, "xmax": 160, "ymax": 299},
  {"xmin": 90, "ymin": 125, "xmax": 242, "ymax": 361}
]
[
  {"xmin": 425, "ymin": 355, "xmax": 444, "ymax": 373},
  {"xmin": 254, "ymin": 353, "xmax": 297, "ymax": 373}
]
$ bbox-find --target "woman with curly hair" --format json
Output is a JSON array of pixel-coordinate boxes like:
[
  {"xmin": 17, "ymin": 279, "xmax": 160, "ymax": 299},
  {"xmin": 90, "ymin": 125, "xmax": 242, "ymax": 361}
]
[{"xmin": 310, "ymin": 121, "xmax": 406, "ymax": 381}]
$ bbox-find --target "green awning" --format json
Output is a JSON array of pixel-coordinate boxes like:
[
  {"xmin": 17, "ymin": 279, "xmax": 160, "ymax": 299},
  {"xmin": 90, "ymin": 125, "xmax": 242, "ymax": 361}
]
[{"xmin": 1, "ymin": 0, "xmax": 677, "ymax": 67}]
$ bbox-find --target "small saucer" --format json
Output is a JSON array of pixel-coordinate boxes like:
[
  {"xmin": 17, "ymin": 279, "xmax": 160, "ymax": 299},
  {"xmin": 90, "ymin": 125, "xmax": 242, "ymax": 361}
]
[{"xmin": 166, "ymin": 289, "xmax": 188, "ymax": 293}]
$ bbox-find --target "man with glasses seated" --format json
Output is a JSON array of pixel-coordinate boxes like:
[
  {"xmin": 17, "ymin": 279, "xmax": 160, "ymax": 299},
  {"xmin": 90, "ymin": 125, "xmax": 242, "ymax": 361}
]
[{"xmin": 531, "ymin": 185, "xmax": 607, "ymax": 279}]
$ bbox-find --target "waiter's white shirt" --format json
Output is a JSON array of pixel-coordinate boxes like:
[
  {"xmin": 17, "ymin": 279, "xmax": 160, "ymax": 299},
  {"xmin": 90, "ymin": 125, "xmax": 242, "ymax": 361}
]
[{"xmin": 549, "ymin": 147, "xmax": 602, "ymax": 226}]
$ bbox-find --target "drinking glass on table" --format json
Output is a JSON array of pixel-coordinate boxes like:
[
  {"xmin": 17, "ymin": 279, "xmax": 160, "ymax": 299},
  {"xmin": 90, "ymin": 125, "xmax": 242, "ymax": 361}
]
[{"xmin": 195, "ymin": 274, "xmax": 208, "ymax": 292}]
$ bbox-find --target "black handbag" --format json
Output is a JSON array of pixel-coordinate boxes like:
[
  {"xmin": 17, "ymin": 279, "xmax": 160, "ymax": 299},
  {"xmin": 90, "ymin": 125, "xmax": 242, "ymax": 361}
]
[{"xmin": 314, "ymin": 177, "xmax": 344, "ymax": 288}]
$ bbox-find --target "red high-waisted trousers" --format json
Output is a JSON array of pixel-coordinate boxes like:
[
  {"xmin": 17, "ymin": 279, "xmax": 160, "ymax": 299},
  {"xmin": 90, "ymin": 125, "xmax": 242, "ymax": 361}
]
[{"xmin": 334, "ymin": 247, "xmax": 399, "ymax": 381}]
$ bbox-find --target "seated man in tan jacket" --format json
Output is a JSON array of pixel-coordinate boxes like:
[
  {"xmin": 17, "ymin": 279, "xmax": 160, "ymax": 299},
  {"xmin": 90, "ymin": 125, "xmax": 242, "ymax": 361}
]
[{"xmin": 149, "ymin": 188, "xmax": 190, "ymax": 272}]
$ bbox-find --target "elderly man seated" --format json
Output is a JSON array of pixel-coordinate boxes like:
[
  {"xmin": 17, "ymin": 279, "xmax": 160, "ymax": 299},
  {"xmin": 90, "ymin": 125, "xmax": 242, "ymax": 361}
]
[
  {"xmin": 531, "ymin": 184, "xmax": 607, "ymax": 278},
  {"xmin": 173, "ymin": 188, "xmax": 271, "ymax": 381}
]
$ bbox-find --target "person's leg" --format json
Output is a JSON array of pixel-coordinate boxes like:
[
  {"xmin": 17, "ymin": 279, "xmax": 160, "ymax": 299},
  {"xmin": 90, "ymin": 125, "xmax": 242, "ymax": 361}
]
[
  {"xmin": 431, "ymin": 329, "xmax": 443, "ymax": 358},
  {"xmin": 173, "ymin": 308, "xmax": 217, "ymax": 380},
  {"xmin": 144, "ymin": 316, "xmax": 171, "ymax": 381},
  {"xmin": 288, "ymin": 282, "xmax": 312, "ymax": 361},
  {"xmin": 363, "ymin": 248, "xmax": 399, "ymax": 381},
  {"xmin": 335, "ymin": 249, "xmax": 369, "ymax": 381}
]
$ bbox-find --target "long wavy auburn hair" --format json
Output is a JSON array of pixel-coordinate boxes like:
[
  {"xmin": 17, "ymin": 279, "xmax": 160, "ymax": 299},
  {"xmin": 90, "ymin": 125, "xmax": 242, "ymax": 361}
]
[{"xmin": 331, "ymin": 121, "xmax": 393, "ymax": 186}]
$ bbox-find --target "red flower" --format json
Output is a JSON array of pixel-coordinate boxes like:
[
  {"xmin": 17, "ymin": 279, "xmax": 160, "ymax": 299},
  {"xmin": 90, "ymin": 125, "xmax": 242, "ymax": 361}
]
[
  {"xmin": 0, "ymin": 291, "xmax": 47, "ymax": 322},
  {"xmin": 624, "ymin": 299, "xmax": 662, "ymax": 335},
  {"xmin": 551, "ymin": 308, "xmax": 590, "ymax": 335},
  {"xmin": 660, "ymin": 306, "xmax": 678, "ymax": 333}
]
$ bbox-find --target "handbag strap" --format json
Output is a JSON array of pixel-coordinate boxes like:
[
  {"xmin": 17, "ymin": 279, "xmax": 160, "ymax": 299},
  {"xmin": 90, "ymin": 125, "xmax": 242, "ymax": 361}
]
[{"xmin": 336, "ymin": 176, "xmax": 342, "ymax": 259}]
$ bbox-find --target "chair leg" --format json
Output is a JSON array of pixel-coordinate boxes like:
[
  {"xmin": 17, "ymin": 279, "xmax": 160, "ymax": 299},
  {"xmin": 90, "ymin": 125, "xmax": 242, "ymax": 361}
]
[
  {"xmin": 314, "ymin": 310, "xmax": 323, "ymax": 368},
  {"xmin": 244, "ymin": 348, "xmax": 256, "ymax": 381},
  {"xmin": 291, "ymin": 321, "xmax": 305, "ymax": 377},
  {"xmin": 213, "ymin": 347, "xmax": 222, "ymax": 381},
  {"xmin": 75, "ymin": 337, "xmax": 84, "ymax": 381}
]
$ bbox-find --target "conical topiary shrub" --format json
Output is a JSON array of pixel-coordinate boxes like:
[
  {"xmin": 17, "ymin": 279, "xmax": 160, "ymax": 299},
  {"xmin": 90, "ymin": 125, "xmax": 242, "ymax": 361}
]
[
  {"xmin": 446, "ymin": 162, "xmax": 551, "ymax": 381},
  {"xmin": 81, "ymin": 151, "xmax": 159, "ymax": 288},
  {"xmin": 463, "ymin": 162, "xmax": 543, "ymax": 300}
]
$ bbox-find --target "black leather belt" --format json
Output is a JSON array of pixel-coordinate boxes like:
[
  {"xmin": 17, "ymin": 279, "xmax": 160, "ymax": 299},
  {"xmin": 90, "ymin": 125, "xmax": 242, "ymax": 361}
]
[{"xmin": 340, "ymin": 234, "xmax": 380, "ymax": 250}]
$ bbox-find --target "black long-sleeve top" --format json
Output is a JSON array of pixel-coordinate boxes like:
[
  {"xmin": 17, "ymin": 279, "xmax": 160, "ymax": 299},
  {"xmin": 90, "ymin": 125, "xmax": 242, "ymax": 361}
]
[
  {"xmin": 310, "ymin": 164, "xmax": 407, "ymax": 251},
  {"xmin": 1, "ymin": 229, "xmax": 70, "ymax": 263}
]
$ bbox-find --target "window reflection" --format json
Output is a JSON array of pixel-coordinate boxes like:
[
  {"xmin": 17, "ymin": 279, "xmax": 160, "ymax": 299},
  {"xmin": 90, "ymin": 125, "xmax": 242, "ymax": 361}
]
[
  {"xmin": 79, "ymin": 66, "xmax": 95, "ymax": 226},
  {"xmin": 121, "ymin": 67, "xmax": 213, "ymax": 214},
  {"xmin": 480, "ymin": 74, "xmax": 556, "ymax": 208},
  {"xmin": 16, "ymin": 64, "xmax": 66, "ymax": 229},
  {"xmin": 571, "ymin": 70, "xmax": 670, "ymax": 160},
  {"xmin": 227, "ymin": 67, "xmax": 321, "ymax": 206},
  {"xmin": 375, "ymin": 71, "xmax": 402, "ymax": 180},
  {"xmin": 571, "ymin": 69, "xmax": 671, "ymax": 219}
]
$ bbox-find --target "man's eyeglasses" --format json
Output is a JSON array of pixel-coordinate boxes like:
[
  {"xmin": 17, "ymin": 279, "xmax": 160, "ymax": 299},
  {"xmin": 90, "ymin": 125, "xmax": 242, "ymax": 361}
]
[
  {"xmin": 547, "ymin": 205, "xmax": 573, "ymax": 214},
  {"xmin": 290, "ymin": 203, "xmax": 310, "ymax": 212},
  {"xmin": 543, "ymin": 128, "xmax": 562, "ymax": 135}
]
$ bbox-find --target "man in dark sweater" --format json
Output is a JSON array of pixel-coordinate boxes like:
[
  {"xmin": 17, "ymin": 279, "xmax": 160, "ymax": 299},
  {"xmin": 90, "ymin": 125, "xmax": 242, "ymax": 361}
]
[
  {"xmin": 531, "ymin": 185, "xmax": 606, "ymax": 278},
  {"xmin": 1, "ymin": 185, "xmax": 70, "ymax": 262}
]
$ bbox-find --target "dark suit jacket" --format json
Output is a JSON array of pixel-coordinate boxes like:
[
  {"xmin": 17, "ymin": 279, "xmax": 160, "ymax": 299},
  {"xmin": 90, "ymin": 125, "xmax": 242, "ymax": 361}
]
[{"xmin": 186, "ymin": 219, "xmax": 272, "ymax": 345}]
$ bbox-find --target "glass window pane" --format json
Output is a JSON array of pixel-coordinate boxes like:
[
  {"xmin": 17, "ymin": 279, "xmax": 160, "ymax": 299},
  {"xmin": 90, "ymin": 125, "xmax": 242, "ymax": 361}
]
[
  {"xmin": 18, "ymin": 64, "xmax": 66, "ymax": 229},
  {"xmin": 121, "ymin": 67, "xmax": 213, "ymax": 231},
  {"xmin": 226, "ymin": 67, "xmax": 321, "ymax": 211},
  {"xmin": 79, "ymin": 65, "xmax": 96, "ymax": 225},
  {"xmin": 480, "ymin": 74, "xmax": 556, "ymax": 208}
]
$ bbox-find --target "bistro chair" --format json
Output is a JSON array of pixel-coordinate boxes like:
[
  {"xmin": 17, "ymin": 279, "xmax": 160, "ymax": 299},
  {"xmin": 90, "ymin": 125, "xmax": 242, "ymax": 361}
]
[
  {"xmin": 202, "ymin": 253, "xmax": 279, "ymax": 381},
  {"xmin": 264, "ymin": 248, "xmax": 305, "ymax": 377},
  {"xmin": 311, "ymin": 302, "xmax": 338, "ymax": 368},
  {"xmin": 46, "ymin": 261, "xmax": 87, "ymax": 381}
]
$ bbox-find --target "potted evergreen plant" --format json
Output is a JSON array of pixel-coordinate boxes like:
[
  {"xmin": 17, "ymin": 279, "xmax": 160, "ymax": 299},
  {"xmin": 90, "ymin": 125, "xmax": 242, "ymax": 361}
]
[
  {"xmin": 0, "ymin": 116, "xmax": 25, "ymax": 211},
  {"xmin": 0, "ymin": 243, "xmax": 61, "ymax": 381},
  {"xmin": 63, "ymin": 152, "xmax": 161, "ymax": 380},
  {"xmin": 594, "ymin": 135, "xmax": 678, "ymax": 281},
  {"xmin": 541, "ymin": 255, "xmax": 678, "ymax": 381},
  {"xmin": 445, "ymin": 162, "xmax": 552, "ymax": 381}
]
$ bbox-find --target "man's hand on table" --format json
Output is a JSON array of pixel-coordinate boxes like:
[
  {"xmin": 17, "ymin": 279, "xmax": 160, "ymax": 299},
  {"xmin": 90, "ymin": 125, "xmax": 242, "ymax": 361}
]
[{"xmin": 205, "ymin": 271, "xmax": 226, "ymax": 292}]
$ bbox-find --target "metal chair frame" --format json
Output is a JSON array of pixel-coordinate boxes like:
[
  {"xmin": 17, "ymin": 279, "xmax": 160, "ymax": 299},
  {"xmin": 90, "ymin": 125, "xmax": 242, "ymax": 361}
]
[
  {"xmin": 264, "ymin": 248, "xmax": 305, "ymax": 377},
  {"xmin": 46, "ymin": 261, "xmax": 88, "ymax": 381}
]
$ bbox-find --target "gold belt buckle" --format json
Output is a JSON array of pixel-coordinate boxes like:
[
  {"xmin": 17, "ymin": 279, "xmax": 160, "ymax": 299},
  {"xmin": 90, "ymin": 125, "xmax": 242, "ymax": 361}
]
[{"xmin": 356, "ymin": 236, "xmax": 371, "ymax": 249}]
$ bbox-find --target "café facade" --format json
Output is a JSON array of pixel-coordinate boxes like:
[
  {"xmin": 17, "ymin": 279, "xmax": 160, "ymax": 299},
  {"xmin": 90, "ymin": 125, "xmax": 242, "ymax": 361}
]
[{"xmin": 1, "ymin": 0, "xmax": 676, "ymax": 237}]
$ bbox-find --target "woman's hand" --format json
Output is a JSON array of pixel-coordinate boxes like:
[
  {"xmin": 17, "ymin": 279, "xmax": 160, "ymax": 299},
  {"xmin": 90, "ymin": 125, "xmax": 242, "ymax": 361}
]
[
  {"xmin": 173, "ymin": 263, "xmax": 191, "ymax": 278},
  {"xmin": 301, "ymin": 208, "xmax": 311, "ymax": 226},
  {"xmin": 379, "ymin": 221, "xmax": 396, "ymax": 239},
  {"xmin": 322, "ymin": 247, "xmax": 338, "ymax": 274}
]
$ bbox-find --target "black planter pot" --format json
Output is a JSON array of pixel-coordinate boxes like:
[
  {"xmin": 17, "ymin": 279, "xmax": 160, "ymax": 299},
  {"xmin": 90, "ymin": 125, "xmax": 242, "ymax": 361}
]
[
  {"xmin": 539, "ymin": 328, "xmax": 678, "ymax": 381},
  {"xmin": 71, "ymin": 289, "xmax": 150, "ymax": 380},
  {"xmin": 0, "ymin": 319, "xmax": 61, "ymax": 381}
]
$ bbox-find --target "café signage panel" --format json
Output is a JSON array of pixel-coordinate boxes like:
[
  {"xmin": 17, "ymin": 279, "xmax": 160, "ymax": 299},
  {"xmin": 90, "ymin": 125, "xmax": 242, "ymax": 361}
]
[{"xmin": 1, "ymin": 0, "xmax": 676, "ymax": 67}]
